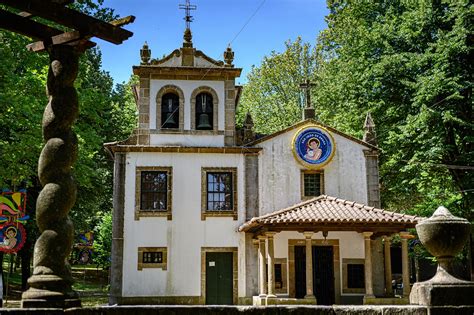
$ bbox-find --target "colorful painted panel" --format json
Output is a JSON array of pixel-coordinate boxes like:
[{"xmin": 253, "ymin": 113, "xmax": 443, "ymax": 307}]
[
  {"xmin": 0, "ymin": 190, "xmax": 28, "ymax": 253},
  {"xmin": 292, "ymin": 126, "xmax": 335, "ymax": 169}
]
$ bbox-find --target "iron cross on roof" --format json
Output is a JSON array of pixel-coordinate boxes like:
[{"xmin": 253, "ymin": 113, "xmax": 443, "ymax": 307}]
[
  {"xmin": 300, "ymin": 79, "xmax": 317, "ymax": 109},
  {"xmin": 179, "ymin": 0, "xmax": 197, "ymax": 29}
]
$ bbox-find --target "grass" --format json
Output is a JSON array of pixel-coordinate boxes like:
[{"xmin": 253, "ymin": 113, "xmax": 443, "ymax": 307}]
[{"xmin": 1, "ymin": 258, "xmax": 109, "ymax": 308}]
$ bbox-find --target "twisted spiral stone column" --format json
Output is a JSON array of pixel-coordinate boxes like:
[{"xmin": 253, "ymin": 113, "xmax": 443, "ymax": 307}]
[{"xmin": 22, "ymin": 45, "xmax": 81, "ymax": 308}]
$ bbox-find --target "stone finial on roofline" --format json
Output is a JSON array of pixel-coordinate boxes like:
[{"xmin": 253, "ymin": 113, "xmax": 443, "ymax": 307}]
[
  {"xmin": 140, "ymin": 41, "xmax": 151, "ymax": 64},
  {"xmin": 242, "ymin": 112, "xmax": 255, "ymax": 144},
  {"xmin": 224, "ymin": 45, "xmax": 234, "ymax": 67},
  {"xmin": 363, "ymin": 112, "xmax": 378, "ymax": 146}
]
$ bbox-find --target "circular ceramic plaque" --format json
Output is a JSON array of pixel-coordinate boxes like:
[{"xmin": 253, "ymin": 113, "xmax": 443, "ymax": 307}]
[
  {"xmin": 292, "ymin": 126, "xmax": 335, "ymax": 169},
  {"xmin": 0, "ymin": 223, "xmax": 26, "ymax": 253}
]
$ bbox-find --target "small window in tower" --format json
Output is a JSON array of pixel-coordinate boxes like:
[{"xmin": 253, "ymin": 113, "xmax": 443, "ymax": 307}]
[
  {"xmin": 161, "ymin": 93, "xmax": 179, "ymax": 129},
  {"xmin": 195, "ymin": 92, "xmax": 213, "ymax": 130}
]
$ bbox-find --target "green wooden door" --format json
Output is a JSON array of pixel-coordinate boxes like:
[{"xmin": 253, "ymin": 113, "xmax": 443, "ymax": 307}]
[{"xmin": 205, "ymin": 252, "xmax": 233, "ymax": 305}]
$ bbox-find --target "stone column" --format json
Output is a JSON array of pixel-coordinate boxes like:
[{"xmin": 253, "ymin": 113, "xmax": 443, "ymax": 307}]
[
  {"xmin": 383, "ymin": 236, "xmax": 393, "ymax": 296},
  {"xmin": 266, "ymin": 232, "xmax": 277, "ymax": 297},
  {"xmin": 109, "ymin": 152, "xmax": 126, "ymax": 305},
  {"xmin": 303, "ymin": 232, "xmax": 315, "ymax": 299},
  {"xmin": 363, "ymin": 232, "xmax": 375, "ymax": 298},
  {"xmin": 400, "ymin": 231, "xmax": 411, "ymax": 297},
  {"xmin": 22, "ymin": 45, "xmax": 81, "ymax": 309},
  {"xmin": 258, "ymin": 236, "xmax": 267, "ymax": 297}
]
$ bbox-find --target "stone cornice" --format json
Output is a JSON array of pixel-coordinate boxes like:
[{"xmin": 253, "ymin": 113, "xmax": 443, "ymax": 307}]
[
  {"xmin": 133, "ymin": 65, "xmax": 242, "ymax": 80},
  {"xmin": 105, "ymin": 144, "xmax": 262, "ymax": 155}
]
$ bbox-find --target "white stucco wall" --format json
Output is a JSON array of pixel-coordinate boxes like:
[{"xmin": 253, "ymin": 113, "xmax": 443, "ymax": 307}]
[
  {"xmin": 149, "ymin": 134, "xmax": 225, "ymax": 147},
  {"xmin": 258, "ymin": 123, "xmax": 369, "ymax": 215},
  {"xmin": 122, "ymin": 152, "xmax": 246, "ymax": 297},
  {"xmin": 149, "ymin": 79, "xmax": 225, "ymax": 131}
]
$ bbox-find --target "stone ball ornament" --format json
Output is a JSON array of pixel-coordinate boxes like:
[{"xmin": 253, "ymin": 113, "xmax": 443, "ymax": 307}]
[
  {"xmin": 416, "ymin": 206, "xmax": 471, "ymax": 283},
  {"xmin": 292, "ymin": 126, "xmax": 335, "ymax": 169}
]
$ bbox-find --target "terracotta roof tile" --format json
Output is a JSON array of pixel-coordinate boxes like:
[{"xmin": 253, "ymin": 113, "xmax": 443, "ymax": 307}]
[{"xmin": 239, "ymin": 195, "xmax": 421, "ymax": 232}]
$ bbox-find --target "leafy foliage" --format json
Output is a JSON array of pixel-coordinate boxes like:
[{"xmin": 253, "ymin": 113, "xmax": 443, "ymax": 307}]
[
  {"xmin": 237, "ymin": 38, "xmax": 317, "ymax": 134},
  {"xmin": 93, "ymin": 211, "xmax": 112, "ymax": 269},
  {"xmin": 237, "ymin": 1, "xmax": 473, "ymax": 221}
]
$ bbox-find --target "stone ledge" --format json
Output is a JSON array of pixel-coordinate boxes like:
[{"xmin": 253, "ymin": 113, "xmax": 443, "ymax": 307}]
[{"xmin": 0, "ymin": 305, "xmax": 451, "ymax": 315}]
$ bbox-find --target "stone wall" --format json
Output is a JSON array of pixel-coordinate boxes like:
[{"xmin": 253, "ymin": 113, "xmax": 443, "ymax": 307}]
[{"xmin": 2, "ymin": 305, "xmax": 473, "ymax": 315}]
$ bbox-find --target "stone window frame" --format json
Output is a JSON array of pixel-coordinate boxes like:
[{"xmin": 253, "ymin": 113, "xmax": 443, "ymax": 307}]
[
  {"xmin": 342, "ymin": 258, "xmax": 366, "ymax": 294},
  {"xmin": 201, "ymin": 167, "xmax": 238, "ymax": 221},
  {"xmin": 300, "ymin": 169, "xmax": 325, "ymax": 200},
  {"xmin": 190, "ymin": 86, "xmax": 219, "ymax": 134},
  {"xmin": 200, "ymin": 247, "xmax": 238, "ymax": 305},
  {"xmin": 156, "ymin": 85, "xmax": 184, "ymax": 132},
  {"xmin": 137, "ymin": 247, "xmax": 167, "ymax": 271},
  {"xmin": 135, "ymin": 166, "xmax": 172, "ymax": 221}
]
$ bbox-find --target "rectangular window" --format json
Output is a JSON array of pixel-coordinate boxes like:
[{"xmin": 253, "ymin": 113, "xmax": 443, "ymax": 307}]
[
  {"xmin": 342, "ymin": 258, "xmax": 365, "ymax": 293},
  {"xmin": 135, "ymin": 167, "xmax": 172, "ymax": 220},
  {"xmin": 301, "ymin": 170, "xmax": 324, "ymax": 200},
  {"xmin": 347, "ymin": 264, "xmax": 365, "ymax": 288},
  {"xmin": 207, "ymin": 172, "xmax": 233, "ymax": 211},
  {"xmin": 201, "ymin": 168, "xmax": 238, "ymax": 220},
  {"xmin": 143, "ymin": 251, "xmax": 163, "ymax": 264},
  {"xmin": 141, "ymin": 171, "xmax": 168, "ymax": 210},
  {"xmin": 265, "ymin": 258, "xmax": 288, "ymax": 293},
  {"xmin": 138, "ymin": 247, "xmax": 167, "ymax": 270}
]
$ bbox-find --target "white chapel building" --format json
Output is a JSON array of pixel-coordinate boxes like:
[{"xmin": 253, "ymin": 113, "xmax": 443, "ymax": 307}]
[{"xmin": 106, "ymin": 22, "xmax": 420, "ymax": 306}]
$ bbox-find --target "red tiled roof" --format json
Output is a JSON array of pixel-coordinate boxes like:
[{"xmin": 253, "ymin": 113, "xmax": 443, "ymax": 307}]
[{"xmin": 239, "ymin": 195, "xmax": 421, "ymax": 232}]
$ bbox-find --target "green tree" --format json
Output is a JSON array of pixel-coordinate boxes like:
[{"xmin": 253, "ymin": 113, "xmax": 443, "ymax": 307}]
[
  {"xmin": 236, "ymin": 38, "xmax": 317, "ymax": 134},
  {"xmin": 93, "ymin": 211, "xmax": 113, "ymax": 268},
  {"xmin": 315, "ymin": 0, "xmax": 473, "ymax": 220}
]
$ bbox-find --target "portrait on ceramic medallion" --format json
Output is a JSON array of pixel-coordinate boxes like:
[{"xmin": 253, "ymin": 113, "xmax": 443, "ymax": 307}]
[
  {"xmin": 293, "ymin": 126, "xmax": 335, "ymax": 169},
  {"xmin": 0, "ymin": 223, "xmax": 26, "ymax": 253}
]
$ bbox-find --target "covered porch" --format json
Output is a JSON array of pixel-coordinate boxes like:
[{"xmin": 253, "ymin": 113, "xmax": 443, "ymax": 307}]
[{"xmin": 239, "ymin": 195, "xmax": 420, "ymax": 305}]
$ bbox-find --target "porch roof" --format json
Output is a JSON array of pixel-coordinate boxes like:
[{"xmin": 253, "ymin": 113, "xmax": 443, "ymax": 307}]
[{"xmin": 239, "ymin": 195, "xmax": 421, "ymax": 234}]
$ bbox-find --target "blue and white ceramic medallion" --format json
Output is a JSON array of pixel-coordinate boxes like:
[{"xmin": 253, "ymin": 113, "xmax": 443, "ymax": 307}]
[{"xmin": 292, "ymin": 126, "xmax": 335, "ymax": 169}]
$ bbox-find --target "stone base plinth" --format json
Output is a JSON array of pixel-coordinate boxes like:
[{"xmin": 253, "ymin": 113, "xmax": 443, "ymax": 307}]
[
  {"xmin": 21, "ymin": 298, "xmax": 81, "ymax": 309},
  {"xmin": 410, "ymin": 281, "xmax": 474, "ymax": 306},
  {"xmin": 252, "ymin": 295, "xmax": 316, "ymax": 306},
  {"xmin": 363, "ymin": 296, "xmax": 409, "ymax": 305}
]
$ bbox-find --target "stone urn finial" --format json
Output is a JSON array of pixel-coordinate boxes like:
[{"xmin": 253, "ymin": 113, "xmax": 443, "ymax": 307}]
[
  {"xmin": 415, "ymin": 206, "xmax": 470, "ymax": 283},
  {"xmin": 224, "ymin": 45, "xmax": 234, "ymax": 67},
  {"xmin": 140, "ymin": 41, "xmax": 151, "ymax": 64}
]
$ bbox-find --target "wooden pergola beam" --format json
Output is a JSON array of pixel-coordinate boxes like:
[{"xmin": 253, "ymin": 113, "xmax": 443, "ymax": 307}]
[
  {"xmin": 0, "ymin": 0, "xmax": 133, "ymax": 44},
  {"xmin": 0, "ymin": 9, "xmax": 62, "ymax": 40}
]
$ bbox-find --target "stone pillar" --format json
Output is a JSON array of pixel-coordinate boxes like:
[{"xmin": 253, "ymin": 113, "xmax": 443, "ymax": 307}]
[
  {"xmin": 400, "ymin": 231, "xmax": 411, "ymax": 297},
  {"xmin": 304, "ymin": 232, "xmax": 315, "ymax": 299},
  {"xmin": 22, "ymin": 45, "xmax": 81, "ymax": 308},
  {"xmin": 363, "ymin": 232, "xmax": 375, "ymax": 298},
  {"xmin": 244, "ymin": 154, "xmax": 259, "ymax": 221},
  {"xmin": 258, "ymin": 236, "xmax": 267, "ymax": 297},
  {"xmin": 109, "ymin": 152, "xmax": 126, "ymax": 305},
  {"xmin": 266, "ymin": 232, "xmax": 277, "ymax": 298},
  {"xmin": 384, "ymin": 236, "xmax": 393, "ymax": 296},
  {"xmin": 224, "ymin": 80, "xmax": 236, "ymax": 146},
  {"xmin": 245, "ymin": 234, "xmax": 259, "ymax": 298},
  {"xmin": 364, "ymin": 150, "xmax": 381, "ymax": 208}
]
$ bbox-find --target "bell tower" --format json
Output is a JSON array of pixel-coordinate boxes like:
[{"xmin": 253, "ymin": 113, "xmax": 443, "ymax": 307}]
[{"xmin": 130, "ymin": 1, "xmax": 242, "ymax": 147}]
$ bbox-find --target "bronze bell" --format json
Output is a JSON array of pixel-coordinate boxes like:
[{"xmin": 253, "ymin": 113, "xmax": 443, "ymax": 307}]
[
  {"xmin": 165, "ymin": 112, "xmax": 176, "ymax": 126},
  {"xmin": 197, "ymin": 113, "xmax": 212, "ymax": 129}
]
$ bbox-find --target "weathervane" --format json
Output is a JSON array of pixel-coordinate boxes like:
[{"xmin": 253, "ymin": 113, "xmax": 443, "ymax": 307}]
[{"xmin": 179, "ymin": 0, "xmax": 197, "ymax": 29}]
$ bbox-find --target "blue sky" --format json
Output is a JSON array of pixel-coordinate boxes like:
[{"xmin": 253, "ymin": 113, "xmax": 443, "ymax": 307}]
[{"xmin": 97, "ymin": 0, "xmax": 329, "ymax": 85}]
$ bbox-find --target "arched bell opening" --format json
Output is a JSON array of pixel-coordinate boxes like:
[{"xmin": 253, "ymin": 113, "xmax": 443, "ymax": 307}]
[
  {"xmin": 195, "ymin": 92, "xmax": 213, "ymax": 130},
  {"xmin": 161, "ymin": 92, "xmax": 180, "ymax": 129}
]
